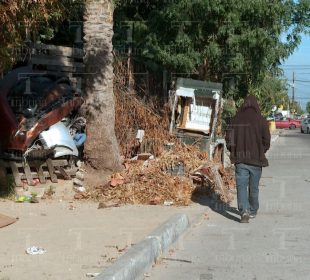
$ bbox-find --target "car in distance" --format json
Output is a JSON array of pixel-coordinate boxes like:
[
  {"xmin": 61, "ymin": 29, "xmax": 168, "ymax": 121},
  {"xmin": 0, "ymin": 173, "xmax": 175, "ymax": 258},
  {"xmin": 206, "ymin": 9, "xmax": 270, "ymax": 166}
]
[
  {"xmin": 274, "ymin": 118, "xmax": 301, "ymax": 129},
  {"xmin": 301, "ymin": 118, "xmax": 310, "ymax": 133}
]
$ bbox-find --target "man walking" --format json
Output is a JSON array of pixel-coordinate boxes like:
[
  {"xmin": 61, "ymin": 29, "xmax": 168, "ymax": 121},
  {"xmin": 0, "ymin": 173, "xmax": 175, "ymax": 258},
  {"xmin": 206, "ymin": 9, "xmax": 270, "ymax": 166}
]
[{"xmin": 225, "ymin": 95, "xmax": 271, "ymax": 223}]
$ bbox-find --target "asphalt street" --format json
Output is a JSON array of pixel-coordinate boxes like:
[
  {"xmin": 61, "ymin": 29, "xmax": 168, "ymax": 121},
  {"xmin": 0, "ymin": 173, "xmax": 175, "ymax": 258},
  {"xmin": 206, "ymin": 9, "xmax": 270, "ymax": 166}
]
[{"xmin": 148, "ymin": 129, "xmax": 310, "ymax": 280}]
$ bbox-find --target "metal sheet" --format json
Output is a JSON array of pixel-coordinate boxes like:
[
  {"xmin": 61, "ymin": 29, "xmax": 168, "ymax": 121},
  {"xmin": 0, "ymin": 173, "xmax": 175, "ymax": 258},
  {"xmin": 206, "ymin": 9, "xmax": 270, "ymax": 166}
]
[
  {"xmin": 176, "ymin": 77, "xmax": 222, "ymax": 91},
  {"xmin": 40, "ymin": 122, "xmax": 78, "ymax": 157},
  {"xmin": 176, "ymin": 87, "xmax": 195, "ymax": 98}
]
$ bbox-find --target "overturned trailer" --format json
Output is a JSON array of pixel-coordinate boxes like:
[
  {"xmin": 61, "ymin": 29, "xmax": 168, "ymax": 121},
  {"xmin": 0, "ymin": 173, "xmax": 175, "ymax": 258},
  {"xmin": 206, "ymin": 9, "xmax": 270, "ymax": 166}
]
[{"xmin": 169, "ymin": 78, "xmax": 225, "ymax": 162}]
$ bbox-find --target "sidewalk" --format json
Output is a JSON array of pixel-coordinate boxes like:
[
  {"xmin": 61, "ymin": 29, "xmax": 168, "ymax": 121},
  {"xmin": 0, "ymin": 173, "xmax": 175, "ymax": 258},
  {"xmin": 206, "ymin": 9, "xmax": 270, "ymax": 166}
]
[{"xmin": 0, "ymin": 199, "xmax": 207, "ymax": 280}]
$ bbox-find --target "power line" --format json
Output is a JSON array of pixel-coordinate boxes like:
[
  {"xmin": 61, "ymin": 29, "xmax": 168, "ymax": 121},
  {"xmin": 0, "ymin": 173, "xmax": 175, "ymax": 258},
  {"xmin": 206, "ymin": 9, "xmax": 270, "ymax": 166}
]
[
  {"xmin": 281, "ymin": 65, "xmax": 310, "ymax": 67},
  {"xmin": 282, "ymin": 67, "xmax": 310, "ymax": 68},
  {"xmin": 292, "ymin": 84, "xmax": 309, "ymax": 90},
  {"xmin": 286, "ymin": 79, "xmax": 310, "ymax": 83},
  {"xmin": 282, "ymin": 67, "xmax": 310, "ymax": 70},
  {"xmin": 295, "ymin": 82, "xmax": 310, "ymax": 87},
  {"xmin": 294, "ymin": 79, "xmax": 310, "ymax": 82}
]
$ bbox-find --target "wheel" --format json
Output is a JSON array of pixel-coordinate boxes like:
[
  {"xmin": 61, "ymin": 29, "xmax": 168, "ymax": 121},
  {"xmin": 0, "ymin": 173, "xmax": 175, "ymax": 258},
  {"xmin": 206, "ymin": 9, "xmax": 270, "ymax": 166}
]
[
  {"xmin": 301, "ymin": 128, "xmax": 304, "ymax": 133},
  {"xmin": 289, "ymin": 124, "xmax": 296, "ymax": 130},
  {"xmin": 307, "ymin": 127, "xmax": 310, "ymax": 134}
]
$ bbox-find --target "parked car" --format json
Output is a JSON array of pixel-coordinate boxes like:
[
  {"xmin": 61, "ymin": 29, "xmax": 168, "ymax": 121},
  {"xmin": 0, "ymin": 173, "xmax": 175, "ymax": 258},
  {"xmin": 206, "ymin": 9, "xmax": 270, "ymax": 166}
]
[
  {"xmin": 274, "ymin": 118, "xmax": 301, "ymax": 129},
  {"xmin": 301, "ymin": 118, "xmax": 310, "ymax": 133},
  {"xmin": 268, "ymin": 112, "xmax": 286, "ymax": 121}
]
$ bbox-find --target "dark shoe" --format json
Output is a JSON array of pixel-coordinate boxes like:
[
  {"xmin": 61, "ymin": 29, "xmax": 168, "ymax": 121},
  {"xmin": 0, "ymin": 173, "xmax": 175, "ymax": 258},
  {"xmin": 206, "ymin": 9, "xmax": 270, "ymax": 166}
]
[
  {"xmin": 240, "ymin": 212, "xmax": 250, "ymax": 223},
  {"xmin": 249, "ymin": 213, "xmax": 256, "ymax": 219}
]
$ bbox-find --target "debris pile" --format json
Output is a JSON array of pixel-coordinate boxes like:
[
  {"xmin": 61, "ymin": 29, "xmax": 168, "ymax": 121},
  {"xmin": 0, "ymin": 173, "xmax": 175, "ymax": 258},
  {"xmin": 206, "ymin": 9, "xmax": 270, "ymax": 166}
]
[
  {"xmin": 83, "ymin": 62, "xmax": 236, "ymax": 206},
  {"xmin": 85, "ymin": 143, "xmax": 235, "ymax": 206}
]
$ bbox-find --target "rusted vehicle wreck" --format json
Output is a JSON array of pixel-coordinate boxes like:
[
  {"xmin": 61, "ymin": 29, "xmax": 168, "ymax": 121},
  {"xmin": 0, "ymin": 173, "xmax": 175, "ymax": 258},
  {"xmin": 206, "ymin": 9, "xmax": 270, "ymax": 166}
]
[{"xmin": 0, "ymin": 66, "xmax": 85, "ymax": 187}]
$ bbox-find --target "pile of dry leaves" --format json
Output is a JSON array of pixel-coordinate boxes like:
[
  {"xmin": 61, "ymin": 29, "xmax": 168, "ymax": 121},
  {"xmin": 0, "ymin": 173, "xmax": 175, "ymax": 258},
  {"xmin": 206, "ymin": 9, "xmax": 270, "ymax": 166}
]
[{"xmin": 85, "ymin": 143, "xmax": 234, "ymax": 206}]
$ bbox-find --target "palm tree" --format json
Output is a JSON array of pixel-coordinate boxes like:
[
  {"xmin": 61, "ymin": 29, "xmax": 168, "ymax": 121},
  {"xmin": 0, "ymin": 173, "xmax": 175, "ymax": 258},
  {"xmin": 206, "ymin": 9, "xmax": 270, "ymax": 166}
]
[{"xmin": 82, "ymin": 0, "xmax": 122, "ymax": 177}]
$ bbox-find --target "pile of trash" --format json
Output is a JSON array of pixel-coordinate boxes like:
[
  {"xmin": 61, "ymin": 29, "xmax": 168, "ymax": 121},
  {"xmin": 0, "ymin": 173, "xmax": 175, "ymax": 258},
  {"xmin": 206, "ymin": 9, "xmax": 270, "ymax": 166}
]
[
  {"xmin": 80, "ymin": 68, "xmax": 235, "ymax": 206},
  {"xmin": 83, "ymin": 143, "xmax": 235, "ymax": 206}
]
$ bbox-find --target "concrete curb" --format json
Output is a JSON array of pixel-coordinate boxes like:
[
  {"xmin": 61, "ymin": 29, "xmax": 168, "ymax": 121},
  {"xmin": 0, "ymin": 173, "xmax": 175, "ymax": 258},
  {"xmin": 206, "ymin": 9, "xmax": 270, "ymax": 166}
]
[{"xmin": 94, "ymin": 213, "xmax": 190, "ymax": 280}]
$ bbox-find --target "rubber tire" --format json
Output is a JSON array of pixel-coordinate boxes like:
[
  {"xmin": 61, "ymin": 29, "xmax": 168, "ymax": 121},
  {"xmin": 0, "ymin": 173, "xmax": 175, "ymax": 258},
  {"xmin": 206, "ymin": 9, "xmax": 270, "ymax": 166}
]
[
  {"xmin": 289, "ymin": 124, "xmax": 296, "ymax": 130},
  {"xmin": 301, "ymin": 128, "xmax": 304, "ymax": 133},
  {"xmin": 307, "ymin": 127, "xmax": 310, "ymax": 134}
]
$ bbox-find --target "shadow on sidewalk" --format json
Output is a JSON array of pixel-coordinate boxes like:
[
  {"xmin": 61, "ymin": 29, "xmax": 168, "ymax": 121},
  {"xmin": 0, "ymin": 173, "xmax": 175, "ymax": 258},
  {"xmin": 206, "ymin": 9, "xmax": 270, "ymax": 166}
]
[{"xmin": 192, "ymin": 191, "xmax": 240, "ymax": 223}]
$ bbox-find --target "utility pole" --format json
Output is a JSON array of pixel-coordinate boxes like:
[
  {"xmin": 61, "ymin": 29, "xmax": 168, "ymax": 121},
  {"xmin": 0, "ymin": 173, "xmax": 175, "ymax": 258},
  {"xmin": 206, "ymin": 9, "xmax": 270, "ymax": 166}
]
[
  {"xmin": 292, "ymin": 71, "xmax": 295, "ymax": 104},
  {"xmin": 290, "ymin": 71, "xmax": 295, "ymax": 117}
]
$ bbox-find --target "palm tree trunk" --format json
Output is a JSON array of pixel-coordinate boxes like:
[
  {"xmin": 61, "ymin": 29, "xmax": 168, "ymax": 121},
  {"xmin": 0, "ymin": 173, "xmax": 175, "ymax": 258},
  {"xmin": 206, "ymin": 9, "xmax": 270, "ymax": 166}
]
[{"xmin": 82, "ymin": 0, "xmax": 122, "ymax": 173}]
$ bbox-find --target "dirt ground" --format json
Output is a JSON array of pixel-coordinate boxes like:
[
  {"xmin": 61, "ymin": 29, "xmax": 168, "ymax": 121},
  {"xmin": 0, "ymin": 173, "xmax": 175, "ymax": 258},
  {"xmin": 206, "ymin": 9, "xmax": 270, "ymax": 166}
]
[{"xmin": 0, "ymin": 180, "xmax": 209, "ymax": 280}]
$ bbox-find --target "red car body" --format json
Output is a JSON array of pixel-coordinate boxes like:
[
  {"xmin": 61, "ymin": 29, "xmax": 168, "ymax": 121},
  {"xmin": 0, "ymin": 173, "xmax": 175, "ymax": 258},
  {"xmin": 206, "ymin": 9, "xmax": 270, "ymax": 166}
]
[{"xmin": 274, "ymin": 118, "xmax": 301, "ymax": 129}]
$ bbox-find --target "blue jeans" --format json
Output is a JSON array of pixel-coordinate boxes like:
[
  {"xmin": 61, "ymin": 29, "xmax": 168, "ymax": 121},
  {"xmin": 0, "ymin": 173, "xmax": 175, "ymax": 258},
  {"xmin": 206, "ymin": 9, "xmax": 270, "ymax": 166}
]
[{"xmin": 235, "ymin": 163, "xmax": 262, "ymax": 215}]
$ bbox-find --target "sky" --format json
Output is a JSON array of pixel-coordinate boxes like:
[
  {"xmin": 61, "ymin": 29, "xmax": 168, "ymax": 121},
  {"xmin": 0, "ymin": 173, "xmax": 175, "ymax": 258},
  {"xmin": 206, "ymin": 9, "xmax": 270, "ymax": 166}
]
[{"xmin": 281, "ymin": 33, "xmax": 310, "ymax": 110}]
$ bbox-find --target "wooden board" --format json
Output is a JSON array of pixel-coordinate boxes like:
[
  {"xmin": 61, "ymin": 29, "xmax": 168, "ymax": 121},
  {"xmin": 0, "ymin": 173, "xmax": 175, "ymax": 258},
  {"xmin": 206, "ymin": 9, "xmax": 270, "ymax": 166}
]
[
  {"xmin": 45, "ymin": 66, "xmax": 85, "ymax": 75},
  {"xmin": 55, "ymin": 166, "xmax": 71, "ymax": 180},
  {"xmin": 23, "ymin": 164, "xmax": 34, "ymax": 186},
  {"xmin": 32, "ymin": 56, "xmax": 84, "ymax": 68},
  {"xmin": 0, "ymin": 213, "xmax": 17, "ymax": 228},
  {"xmin": 46, "ymin": 159, "xmax": 58, "ymax": 183},
  {"xmin": 33, "ymin": 44, "xmax": 84, "ymax": 58},
  {"xmin": 37, "ymin": 163, "xmax": 46, "ymax": 184},
  {"xmin": 0, "ymin": 160, "xmax": 7, "ymax": 187},
  {"xmin": 181, "ymin": 97, "xmax": 191, "ymax": 128},
  {"xmin": 30, "ymin": 160, "xmax": 47, "ymax": 184},
  {"xmin": 0, "ymin": 159, "xmax": 69, "ymax": 168},
  {"xmin": 9, "ymin": 162, "xmax": 22, "ymax": 187},
  {"xmin": 19, "ymin": 169, "xmax": 77, "ymax": 180}
]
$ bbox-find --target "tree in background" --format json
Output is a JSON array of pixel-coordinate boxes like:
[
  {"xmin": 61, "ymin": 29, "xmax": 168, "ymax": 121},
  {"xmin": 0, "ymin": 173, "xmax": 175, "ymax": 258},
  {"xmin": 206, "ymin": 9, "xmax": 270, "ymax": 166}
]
[
  {"xmin": 0, "ymin": 1, "xmax": 65, "ymax": 73},
  {"xmin": 114, "ymin": 0, "xmax": 310, "ymax": 99},
  {"xmin": 306, "ymin": 101, "xmax": 310, "ymax": 113},
  {"xmin": 248, "ymin": 75, "xmax": 290, "ymax": 116},
  {"xmin": 290, "ymin": 101, "xmax": 305, "ymax": 115},
  {"xmin": 0, "ymin": 0, "xmax": 87, "ymax": 74}
]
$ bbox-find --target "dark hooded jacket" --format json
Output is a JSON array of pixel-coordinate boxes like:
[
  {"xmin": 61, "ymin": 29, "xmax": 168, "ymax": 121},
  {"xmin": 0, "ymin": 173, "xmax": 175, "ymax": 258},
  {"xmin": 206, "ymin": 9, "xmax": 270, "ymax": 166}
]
[{"xmin": 225, "ymin": 95, "xmax": 271, "ymax": 167}]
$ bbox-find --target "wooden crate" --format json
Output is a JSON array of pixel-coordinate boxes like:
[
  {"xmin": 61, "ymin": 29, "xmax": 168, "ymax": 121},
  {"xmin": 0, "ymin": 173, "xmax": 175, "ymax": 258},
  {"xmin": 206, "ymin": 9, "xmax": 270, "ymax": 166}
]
[{"xmin": 0, "ymin": 159, "xmax": 77, "ymax": 187}]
